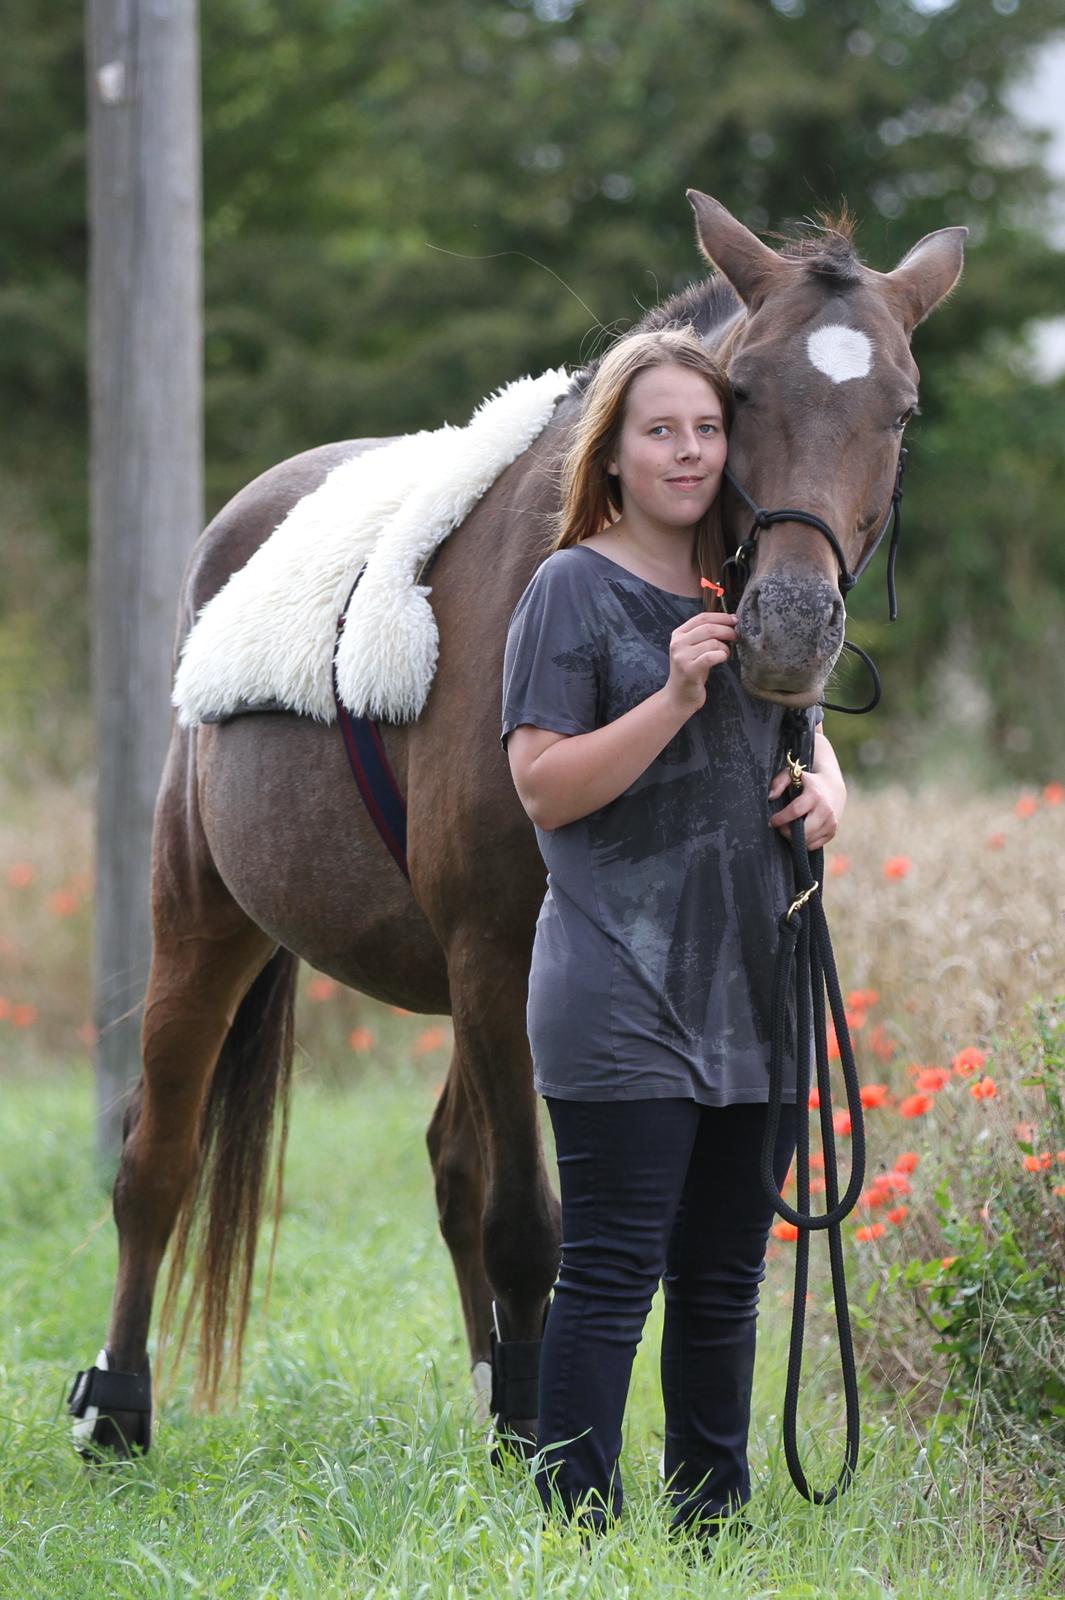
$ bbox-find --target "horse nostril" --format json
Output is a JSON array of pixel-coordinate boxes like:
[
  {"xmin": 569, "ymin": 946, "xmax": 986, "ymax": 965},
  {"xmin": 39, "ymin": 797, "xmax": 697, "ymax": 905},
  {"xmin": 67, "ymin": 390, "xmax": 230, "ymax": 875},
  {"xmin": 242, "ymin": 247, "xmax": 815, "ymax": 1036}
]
[{"xmin": 830, "ymin": 593, "xmax": 845, "ymax": 636}]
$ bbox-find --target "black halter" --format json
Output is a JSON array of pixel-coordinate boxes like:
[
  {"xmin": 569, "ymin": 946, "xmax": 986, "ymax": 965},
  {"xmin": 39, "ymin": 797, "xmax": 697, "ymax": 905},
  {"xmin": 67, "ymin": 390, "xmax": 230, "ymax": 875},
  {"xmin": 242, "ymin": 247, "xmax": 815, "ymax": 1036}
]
[{"xmin": 720, "ymin": 446, "xmax": 908, "ymax": 715}]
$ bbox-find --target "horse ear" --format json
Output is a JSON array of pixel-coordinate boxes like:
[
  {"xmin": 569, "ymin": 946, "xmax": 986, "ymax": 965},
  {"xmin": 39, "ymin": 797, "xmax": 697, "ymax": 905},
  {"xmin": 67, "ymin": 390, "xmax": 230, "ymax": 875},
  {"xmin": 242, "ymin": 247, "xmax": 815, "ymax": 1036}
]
[
  {"xmin": 883, "ymin": 227, "xmax": 968, "ymax": 333},
  {"xmin": 686, "ymin": 190, "xmax": 784, "ymax": 308}
]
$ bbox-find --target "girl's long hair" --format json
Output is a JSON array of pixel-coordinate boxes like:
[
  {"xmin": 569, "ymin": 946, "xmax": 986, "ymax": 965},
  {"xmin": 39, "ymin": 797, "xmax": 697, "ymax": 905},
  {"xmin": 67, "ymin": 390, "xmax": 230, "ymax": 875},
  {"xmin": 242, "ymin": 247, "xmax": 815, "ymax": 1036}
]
[{"xmin": 552, "ymin": 327, "xmax": 733, "ymax": 611}]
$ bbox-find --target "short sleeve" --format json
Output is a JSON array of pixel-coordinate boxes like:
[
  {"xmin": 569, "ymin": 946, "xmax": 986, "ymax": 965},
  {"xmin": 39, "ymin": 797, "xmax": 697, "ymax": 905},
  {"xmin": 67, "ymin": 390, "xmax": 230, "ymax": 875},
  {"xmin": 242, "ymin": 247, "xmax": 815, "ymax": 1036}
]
[{"xmin": 500, "ymin": 554, "xmax": 603, "ymax": 752}]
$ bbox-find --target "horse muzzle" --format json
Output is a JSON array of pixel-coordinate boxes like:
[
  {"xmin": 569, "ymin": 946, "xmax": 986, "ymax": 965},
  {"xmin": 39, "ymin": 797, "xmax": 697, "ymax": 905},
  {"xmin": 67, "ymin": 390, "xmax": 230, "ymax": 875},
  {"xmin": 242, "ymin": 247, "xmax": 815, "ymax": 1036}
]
[{"xmin": 735, "ymin": 574, "xmax": 845, "ymax": 705}]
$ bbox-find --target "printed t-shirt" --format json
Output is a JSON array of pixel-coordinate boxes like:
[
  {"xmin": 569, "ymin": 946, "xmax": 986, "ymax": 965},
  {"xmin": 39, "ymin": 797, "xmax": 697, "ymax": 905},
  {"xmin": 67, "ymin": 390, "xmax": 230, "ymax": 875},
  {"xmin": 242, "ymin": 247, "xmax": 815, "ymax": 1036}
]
[{"xmin": 500, "ymin": 542, "xmax": 822, "ymax": 1107}]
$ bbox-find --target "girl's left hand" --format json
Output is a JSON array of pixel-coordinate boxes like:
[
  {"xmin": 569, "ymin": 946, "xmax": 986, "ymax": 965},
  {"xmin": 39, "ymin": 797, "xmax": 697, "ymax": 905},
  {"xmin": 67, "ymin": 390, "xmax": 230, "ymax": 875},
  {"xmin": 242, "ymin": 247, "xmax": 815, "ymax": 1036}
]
[{"xmin": 768, "ymin": 766, "xmax": 846, "ymax": 851}]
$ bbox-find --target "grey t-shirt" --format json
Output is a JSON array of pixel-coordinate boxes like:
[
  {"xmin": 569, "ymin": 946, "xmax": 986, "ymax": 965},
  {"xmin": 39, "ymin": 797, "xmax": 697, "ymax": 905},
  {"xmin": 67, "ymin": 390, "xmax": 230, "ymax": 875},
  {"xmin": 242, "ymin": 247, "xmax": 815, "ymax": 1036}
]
[{"xmin": 501, "ymin": 542, "xmax": 820, "ymax": 1107}]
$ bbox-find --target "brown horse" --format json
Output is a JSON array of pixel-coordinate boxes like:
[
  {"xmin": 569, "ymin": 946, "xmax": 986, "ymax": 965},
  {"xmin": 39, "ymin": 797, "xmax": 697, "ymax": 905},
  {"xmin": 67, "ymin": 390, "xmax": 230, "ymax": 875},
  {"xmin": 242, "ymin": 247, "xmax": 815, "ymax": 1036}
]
[{"xmin": 69, "ymin": 193, "xmax": 964, "ymax": 1457}]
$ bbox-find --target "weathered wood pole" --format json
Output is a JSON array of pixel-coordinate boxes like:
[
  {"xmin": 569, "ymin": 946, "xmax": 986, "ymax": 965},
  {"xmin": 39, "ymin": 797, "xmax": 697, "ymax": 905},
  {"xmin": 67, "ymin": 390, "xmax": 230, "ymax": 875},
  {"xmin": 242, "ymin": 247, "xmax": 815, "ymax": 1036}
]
[{"xmin": 87, "ymin": 0, "xmax": 203, "ymax": 1165}]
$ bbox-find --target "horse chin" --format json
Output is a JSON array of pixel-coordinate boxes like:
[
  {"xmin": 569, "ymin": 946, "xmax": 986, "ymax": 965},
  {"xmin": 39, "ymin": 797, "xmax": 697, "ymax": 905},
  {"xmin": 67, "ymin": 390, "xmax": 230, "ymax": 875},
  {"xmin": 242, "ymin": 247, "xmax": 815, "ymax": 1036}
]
[{"xmin": 738, "ymin": 669, "xmax": 824, "ymax": 709}]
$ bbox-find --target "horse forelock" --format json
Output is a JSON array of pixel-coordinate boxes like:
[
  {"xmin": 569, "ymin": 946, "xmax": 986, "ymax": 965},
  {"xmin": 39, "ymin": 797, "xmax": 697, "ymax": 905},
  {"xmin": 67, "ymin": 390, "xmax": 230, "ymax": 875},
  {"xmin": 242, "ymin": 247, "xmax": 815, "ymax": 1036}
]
[{"xmin": 571, "ymin": 274, "xmax": 744, "ymax": 392}]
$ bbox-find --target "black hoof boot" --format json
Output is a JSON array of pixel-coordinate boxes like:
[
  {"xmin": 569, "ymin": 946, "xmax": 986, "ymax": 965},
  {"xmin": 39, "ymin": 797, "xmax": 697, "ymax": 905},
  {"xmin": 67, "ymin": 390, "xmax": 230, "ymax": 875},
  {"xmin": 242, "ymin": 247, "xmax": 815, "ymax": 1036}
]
[
  {"xmin": 488, "ymin": 1300, "xmax": 543, "ymax": 1466},
  {"xmin": 68, "ymin": 1349, "xmax": 152, "ymax": 1462}
]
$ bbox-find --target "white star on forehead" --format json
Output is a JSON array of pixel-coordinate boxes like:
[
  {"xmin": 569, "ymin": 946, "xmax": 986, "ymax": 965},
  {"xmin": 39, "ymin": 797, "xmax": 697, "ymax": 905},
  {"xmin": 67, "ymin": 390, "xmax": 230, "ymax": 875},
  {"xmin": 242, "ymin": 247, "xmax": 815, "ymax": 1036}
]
[{"xmin": 806, "ymin": 324, "xmax": 874, "ymax": 383}]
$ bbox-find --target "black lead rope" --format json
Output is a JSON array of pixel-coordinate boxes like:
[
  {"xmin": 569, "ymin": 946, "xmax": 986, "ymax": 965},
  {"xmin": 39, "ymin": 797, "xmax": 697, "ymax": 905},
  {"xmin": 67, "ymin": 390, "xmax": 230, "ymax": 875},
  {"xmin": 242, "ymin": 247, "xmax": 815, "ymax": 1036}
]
[
  {"xmin": 762, "ymin": 711, "xmax": 867, "ymax": 1504},
  {"xmin": 715, "ymin": 451, "xmax": 908, "ymax": 1500}
]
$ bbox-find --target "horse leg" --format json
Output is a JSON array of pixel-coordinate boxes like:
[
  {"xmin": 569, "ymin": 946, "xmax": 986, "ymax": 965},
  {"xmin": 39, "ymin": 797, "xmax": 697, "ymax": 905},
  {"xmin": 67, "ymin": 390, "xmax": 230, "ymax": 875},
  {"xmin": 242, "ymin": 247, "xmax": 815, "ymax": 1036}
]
[
  {"xmin": 445, "ymin": 936, "xmax": 562, "ymax": 1450},
  {"xmin": 71, "ymin": 753, "xmax": 285, "ymax": 1459},
  {"xmin": 426, "ymin": 1061, "xmax": 497, "ymax": 1420}
]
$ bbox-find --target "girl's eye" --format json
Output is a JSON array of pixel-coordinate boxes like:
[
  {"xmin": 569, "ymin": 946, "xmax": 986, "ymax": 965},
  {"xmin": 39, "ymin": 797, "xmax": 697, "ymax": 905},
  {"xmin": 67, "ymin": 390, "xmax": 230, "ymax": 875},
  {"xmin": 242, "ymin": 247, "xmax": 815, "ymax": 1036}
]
[{"xmin": 649, "ymin": 425, "xmax": 669, "ymax": 436}]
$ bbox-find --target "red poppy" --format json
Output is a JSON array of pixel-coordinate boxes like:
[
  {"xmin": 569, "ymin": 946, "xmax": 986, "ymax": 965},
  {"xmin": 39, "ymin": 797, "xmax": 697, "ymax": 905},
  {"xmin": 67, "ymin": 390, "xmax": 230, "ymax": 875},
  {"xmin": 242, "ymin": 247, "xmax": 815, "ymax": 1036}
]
[
  {"xmin": 854, "ymin": 1223, "xmax": 886, "ymax": 1242},
  {"xmin": 899, "ymin": 1093, "xmax": 934, "ymax": 1119},
  {"xmin": 883, "ymin": 856, "xmax": 911, "ymax": 879},
  {"xmin": 952, "ymin": 1047, "xmax": 986, "ymax": 1078},
  {"xmin": 970, "ymin": 1077, "xmax": 997, "ymax": 1101},
  {"xmin": 859, "ymin": 1083, "xmax": 890, "ymax": 1108}
]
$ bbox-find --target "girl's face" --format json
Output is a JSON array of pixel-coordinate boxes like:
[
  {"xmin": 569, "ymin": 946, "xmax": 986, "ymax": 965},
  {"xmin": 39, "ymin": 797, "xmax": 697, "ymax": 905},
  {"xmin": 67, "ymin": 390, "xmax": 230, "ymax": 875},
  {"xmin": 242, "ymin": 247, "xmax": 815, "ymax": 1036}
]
[{"xmin": 607, "ymin": 363, "xmax": 728, "ymax": 534}]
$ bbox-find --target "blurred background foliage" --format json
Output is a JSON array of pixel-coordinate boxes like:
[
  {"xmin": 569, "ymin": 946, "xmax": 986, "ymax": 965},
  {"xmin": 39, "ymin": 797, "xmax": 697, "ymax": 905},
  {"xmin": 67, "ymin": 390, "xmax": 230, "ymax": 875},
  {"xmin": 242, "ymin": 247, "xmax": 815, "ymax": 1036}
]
[{"xmin": 1, "ymin": 0, "xmax": 1063, "ymax": 780}]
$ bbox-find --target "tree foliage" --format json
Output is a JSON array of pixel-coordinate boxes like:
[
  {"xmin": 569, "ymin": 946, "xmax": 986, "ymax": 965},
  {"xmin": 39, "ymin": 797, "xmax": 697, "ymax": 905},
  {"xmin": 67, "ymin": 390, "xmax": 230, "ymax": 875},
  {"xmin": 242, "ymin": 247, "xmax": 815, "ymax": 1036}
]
[{"xmin": 2, "ymin": 0, "xmax": 1064, "ymax": 776}]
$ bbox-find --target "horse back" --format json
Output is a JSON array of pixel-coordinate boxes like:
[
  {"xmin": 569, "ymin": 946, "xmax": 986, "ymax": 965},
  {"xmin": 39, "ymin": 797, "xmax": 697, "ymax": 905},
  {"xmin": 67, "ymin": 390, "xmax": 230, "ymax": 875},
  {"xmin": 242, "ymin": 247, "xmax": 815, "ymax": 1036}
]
[{"xmin": 175, "ymin": 438, "xmax": 396, "ymax": 660}]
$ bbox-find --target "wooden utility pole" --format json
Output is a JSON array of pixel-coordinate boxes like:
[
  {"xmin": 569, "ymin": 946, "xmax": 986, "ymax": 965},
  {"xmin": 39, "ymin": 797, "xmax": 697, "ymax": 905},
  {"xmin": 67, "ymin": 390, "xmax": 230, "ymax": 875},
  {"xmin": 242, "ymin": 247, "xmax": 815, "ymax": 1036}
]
[{"xmin": 87, "ymin": 0, "xmax": 203, "ymax": 1165}]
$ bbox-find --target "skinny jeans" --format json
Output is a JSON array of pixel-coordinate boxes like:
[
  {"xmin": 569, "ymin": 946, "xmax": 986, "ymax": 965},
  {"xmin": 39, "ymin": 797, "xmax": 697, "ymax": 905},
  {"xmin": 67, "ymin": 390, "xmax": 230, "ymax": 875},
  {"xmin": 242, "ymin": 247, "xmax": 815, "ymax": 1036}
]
[{"xmin": 534, "ymin": 1096, "xmax": 799, "ymax": 1532}]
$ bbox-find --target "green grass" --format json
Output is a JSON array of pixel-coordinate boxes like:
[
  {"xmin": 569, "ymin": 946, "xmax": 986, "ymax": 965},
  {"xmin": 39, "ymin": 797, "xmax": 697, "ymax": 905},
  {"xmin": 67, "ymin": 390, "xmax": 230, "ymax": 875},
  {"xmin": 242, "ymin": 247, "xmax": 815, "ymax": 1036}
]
[{"xmin": 1, "ymin": 1064, "xmax": 1062, "ymax": 1599}]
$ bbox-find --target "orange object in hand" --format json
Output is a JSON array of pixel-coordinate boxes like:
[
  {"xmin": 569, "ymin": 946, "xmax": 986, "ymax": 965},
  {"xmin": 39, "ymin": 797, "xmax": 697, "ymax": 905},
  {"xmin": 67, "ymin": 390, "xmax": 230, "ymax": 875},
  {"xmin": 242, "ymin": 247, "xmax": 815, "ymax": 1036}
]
[{"xmin": 700, "ymin": 578, "xmax": 725, "ymax": 596}]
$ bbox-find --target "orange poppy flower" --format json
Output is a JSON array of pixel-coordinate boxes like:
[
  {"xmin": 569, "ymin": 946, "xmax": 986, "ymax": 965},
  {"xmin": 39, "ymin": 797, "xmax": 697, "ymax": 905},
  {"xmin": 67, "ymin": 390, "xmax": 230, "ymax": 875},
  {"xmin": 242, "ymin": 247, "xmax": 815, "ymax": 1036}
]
[
  {"xmin": 11, "ymin": 1003, "xmax": 38, "ymax": 1028},
  {"xmin": 306, "ymin": 975, "xmax": 338, "ymax": 1002},
  {"xmin": 1053, "ymin": 1184, "xmax": 1065, "ymax": 1198},
  {"xmin": 414, "ymin": 1025, "xmax": 447, "ymax": 1054},
  {"xmin": 1022, "ymin": 1153, "xmax": 1053, "ymax": 1172},
  {"xmin": 913, "ymin": 1066, "xmax": 951, "ymax": 1093},
  {"xmin": 899, "ymin": 1092, "xmax": 934, "ymax": 1119},
  {"xmin": 970, "ymin": 1077, "xmax": 997, "ymax": 1101},
  {"xmin": 894, "ymin": 1151, "xmax": 920, "ymax": 1173},
  {"xmin": 833, "ymin": 1110, "xmax": 852, "ymax": 1137},
  {"xmin": 1014, "ymin": 794, "xmax": 1038, "ymax": 818},
  {"xmin": 854, "ymin": 1223, "xmax": 886, "ymax": 1242},
  {"xmin": 860, "ymin": 1083, "xmax": 890, "ymax": 1108},
  {"xmin": 869, "ymin": 1025, "xmax": 896, "ymax": 1062},
  {"xmin": 1044, "ymin": 782, "xmax": 1064, "ymax": 806},
  {"xmin": 7, "ymin": 863, "xmax": 34, "ymax": 888},
  {"xmin": 1014, "ymin": 1122, "xmax": 1037, "ymax": 1142},
  {"xmin": 772, "ymin": 1221, "xmax": 800, "ymax": 1242},
  {"xmin": 843, "ymin": 1007, "xmax": 867, "ymax": 1031},
  {"xmin": 883, "ymin": 856, "xmax": 911, "ymax": 880},
  {"xmin": 809, "ymin": 1150, "xmax": 826, "ymax": 1171},
  {"xmin": 952, "ymin": 1047, "xmax": 986, "ymax": 1077},
  {"xmin": 348, "ymin": 1026, "xmax": 375, "ymax": 1052},
  {"xmin": 808, "ymin": 1086, "xmax": 821, "ymax": 1110},
  {"xmin": 985, "ymin": 832, "xmax": 1007, "ymax": 851},
  {"xmin": 828, "ymin": 855, "xmax": 850, "ymax": 877},
  {"xmin": 940, "ymin": 1256, "xmax": 958, "ymax": 1269},
  {"xmin": 886, "ymin": 1205, "xmax": 909, "ymax": 1225},
  {"xmin": 846, "ymin": 988, "xmax": 880, "ymax": 1010},
  {"xmin": 827, "ymin": 1021, "xmax": 841, "ymax": 1062},
  {"xmin": 810, "ymin": 1174, "xmax": 827, "ymax": 1195},
  {"xmin": 48, "ymin": 888, "xmax": 79, "ymax": 917}
]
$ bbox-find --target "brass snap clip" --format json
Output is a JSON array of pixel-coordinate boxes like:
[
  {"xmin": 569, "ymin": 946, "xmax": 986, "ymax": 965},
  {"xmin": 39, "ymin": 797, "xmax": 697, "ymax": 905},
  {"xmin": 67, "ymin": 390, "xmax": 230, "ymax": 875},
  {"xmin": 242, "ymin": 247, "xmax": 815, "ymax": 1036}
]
[
  {"xmin": 786, "ymin": 881, "xmax": 819, "ymax": 924},
  {"xmin": 786, "ymin": 750, "xmax": 806, "ymax": 791}
]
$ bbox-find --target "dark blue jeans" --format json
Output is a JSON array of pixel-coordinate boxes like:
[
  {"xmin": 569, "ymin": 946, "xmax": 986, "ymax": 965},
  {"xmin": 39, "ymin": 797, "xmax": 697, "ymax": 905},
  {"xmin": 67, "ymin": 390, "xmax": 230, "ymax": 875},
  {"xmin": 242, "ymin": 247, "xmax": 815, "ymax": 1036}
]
[{"xmin": 535, "ymin": 1096, "xmax": 799, "ymax": 1532}]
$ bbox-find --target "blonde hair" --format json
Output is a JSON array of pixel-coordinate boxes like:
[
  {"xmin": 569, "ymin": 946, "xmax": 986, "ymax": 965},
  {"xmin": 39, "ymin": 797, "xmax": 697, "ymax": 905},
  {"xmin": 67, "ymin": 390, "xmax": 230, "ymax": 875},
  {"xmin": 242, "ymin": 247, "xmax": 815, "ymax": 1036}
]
[{"xmin": 553, "ymin": 328, "xmax": 732, "ymax": 610}]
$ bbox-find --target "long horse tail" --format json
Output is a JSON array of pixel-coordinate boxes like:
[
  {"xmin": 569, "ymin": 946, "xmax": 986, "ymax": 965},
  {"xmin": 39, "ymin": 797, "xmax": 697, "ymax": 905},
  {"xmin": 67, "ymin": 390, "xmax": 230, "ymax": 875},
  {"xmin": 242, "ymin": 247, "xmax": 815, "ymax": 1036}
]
[{"xmin": 156, "ymin": 946, "xmax": 300, "ymax": 1410}]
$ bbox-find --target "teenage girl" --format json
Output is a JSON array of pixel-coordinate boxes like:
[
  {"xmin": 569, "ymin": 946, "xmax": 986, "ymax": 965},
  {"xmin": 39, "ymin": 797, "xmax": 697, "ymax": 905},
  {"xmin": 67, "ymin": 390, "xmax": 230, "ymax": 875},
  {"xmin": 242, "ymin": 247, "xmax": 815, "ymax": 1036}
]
[{"xmin": 499, "ymin": 327, "xmax": 846, "ymax": 1537}]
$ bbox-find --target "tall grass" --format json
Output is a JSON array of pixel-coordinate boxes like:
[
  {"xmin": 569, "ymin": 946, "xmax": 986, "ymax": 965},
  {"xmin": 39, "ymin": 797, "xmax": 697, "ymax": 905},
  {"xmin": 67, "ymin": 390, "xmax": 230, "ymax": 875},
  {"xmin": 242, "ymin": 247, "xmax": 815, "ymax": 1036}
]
[{"xmin": 2, "ymin": 775, "xmax": 1064, "ymax": 1593}]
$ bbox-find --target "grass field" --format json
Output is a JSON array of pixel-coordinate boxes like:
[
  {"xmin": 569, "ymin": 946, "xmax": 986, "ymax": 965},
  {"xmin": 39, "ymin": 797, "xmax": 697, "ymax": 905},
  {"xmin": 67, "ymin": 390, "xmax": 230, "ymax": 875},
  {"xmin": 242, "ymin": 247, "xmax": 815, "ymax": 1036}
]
[
  {"xmin": 2, "ymin": 1059, "xmax": 1063, "ymax": 1600},
  {"xmin": 2, "ymin": 777, "xmax": 1064, "ymax": 1595}
]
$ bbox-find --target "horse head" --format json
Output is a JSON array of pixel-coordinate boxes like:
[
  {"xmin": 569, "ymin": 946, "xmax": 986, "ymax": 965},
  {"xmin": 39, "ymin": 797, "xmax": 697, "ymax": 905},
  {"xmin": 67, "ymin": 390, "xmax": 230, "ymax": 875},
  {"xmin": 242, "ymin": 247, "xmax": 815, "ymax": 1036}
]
[{"xmin": 687, "ymin": 191, "xmax": 966, "ymax": 708}]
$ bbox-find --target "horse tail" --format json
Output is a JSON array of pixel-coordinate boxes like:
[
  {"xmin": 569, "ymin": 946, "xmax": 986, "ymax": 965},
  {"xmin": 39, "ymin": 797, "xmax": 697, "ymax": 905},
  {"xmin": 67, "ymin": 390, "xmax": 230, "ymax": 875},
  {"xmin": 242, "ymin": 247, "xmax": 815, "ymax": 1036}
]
[{"xmin": 156, "ymin": 946, "xmax": 300, "ymax": 1410}]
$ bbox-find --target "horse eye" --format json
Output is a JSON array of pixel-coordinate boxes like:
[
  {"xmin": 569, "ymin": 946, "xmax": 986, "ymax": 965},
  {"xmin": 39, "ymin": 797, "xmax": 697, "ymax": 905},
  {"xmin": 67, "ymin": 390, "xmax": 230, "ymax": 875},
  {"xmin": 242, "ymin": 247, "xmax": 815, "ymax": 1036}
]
[
  {"xmin": 731, "ymin": 386, "xmax": 750, "ymax": 405},
  {"xmin": 896, "ymin": 405, "xmax": 919, "ymax": 429}
]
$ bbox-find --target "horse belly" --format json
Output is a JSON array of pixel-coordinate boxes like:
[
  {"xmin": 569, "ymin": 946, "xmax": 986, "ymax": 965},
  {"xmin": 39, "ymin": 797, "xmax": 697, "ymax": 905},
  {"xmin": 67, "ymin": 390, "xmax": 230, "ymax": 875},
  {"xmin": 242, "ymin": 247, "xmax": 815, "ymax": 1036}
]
[{"xmin": 195, "ymin": 713, "xmax": 451, "ymax": 1010}]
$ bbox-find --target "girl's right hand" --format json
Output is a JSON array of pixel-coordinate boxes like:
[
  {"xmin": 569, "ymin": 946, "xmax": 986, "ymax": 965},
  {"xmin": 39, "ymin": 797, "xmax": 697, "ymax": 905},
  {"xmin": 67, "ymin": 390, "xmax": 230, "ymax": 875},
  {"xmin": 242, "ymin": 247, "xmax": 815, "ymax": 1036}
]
[{"xmin": 664, "ymin": 611, "xmax": 738, "ymax": 713}]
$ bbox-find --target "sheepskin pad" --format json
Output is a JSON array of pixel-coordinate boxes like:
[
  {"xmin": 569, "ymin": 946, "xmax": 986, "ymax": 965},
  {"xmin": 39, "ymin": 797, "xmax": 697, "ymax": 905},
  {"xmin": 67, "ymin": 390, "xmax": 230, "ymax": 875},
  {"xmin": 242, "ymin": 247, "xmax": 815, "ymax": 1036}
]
[{"xmin": 172, "ymin": 366, "xmax": 572, "ymax": 727}]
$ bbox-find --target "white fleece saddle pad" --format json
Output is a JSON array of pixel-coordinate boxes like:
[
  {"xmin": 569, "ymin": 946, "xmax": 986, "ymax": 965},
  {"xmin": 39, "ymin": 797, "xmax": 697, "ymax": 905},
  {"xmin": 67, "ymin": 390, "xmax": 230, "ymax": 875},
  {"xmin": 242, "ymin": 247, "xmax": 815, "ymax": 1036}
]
[{"xmin": 172, "ymin": 366, "xmax": 571, "ymax": 727}]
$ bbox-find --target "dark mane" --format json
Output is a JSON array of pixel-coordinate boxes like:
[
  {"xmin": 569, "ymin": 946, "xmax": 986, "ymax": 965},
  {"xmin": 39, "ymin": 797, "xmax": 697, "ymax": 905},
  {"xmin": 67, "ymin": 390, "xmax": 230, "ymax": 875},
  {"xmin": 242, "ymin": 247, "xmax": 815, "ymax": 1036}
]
[
  {"xmin": 772, "ymin": 208, "xmax": 863, "ymax": 286},
  {"xmin": 572, "ymin": 274, "xmax": 743, "ymax": 392}
]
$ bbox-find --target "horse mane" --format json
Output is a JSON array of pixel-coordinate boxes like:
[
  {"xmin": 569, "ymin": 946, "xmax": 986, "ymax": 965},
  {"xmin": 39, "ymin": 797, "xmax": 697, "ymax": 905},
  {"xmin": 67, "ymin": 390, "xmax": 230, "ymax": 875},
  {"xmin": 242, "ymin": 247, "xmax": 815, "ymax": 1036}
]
[{"xmin": 571, "ymin": 208, "xmax": 864, "ymax": 390}]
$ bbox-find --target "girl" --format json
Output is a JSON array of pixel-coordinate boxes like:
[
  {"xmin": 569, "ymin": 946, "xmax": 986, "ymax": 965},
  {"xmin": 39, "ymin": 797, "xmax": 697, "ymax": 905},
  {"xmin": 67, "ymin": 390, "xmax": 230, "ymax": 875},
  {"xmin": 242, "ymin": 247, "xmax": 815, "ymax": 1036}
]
[{"xmin": 499, "ymin": 327, "xmax": 846, "ymax": 1539}]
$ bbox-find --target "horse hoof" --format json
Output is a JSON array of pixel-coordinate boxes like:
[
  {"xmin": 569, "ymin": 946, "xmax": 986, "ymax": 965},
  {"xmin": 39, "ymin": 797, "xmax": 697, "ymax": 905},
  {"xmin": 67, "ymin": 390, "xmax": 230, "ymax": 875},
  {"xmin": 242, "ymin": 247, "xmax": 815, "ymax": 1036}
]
[{"xmin": 68, "ymin": 1348, "xmax": 152, "ymax": 1462}]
